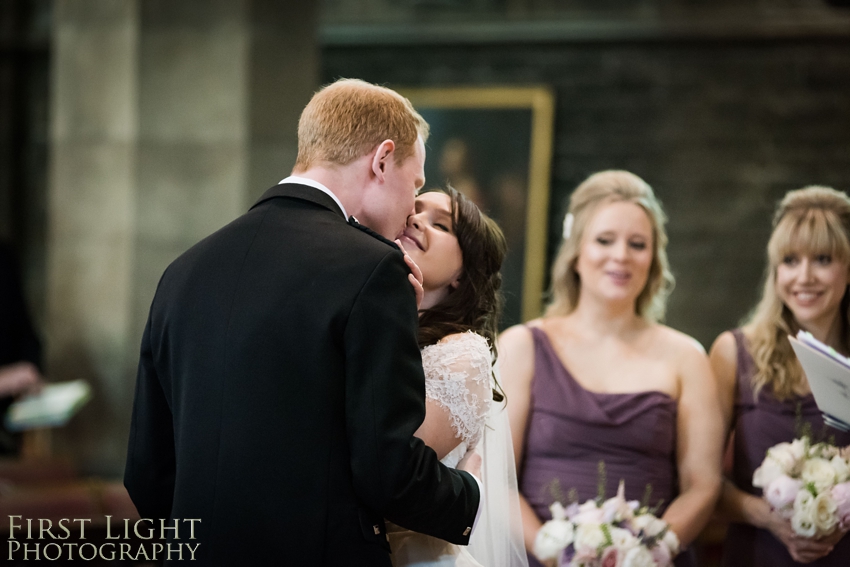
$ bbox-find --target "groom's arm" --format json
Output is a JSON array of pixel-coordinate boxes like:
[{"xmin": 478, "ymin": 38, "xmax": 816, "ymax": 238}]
[
  {"xmin": 124, "ymin": 311, "xmax": 176, "ymax": 521},
  {"xmin": 344, "ymin": 249, "xmax": 480, "ymax": 545}
]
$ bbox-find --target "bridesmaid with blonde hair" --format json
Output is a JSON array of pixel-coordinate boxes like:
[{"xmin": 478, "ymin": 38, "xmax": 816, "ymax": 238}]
[
  {"xmin": 711, "ymin": 186, "xmax": 850, "ymax": 565},
  {"xmin": 499, "ymin": 170, "xmax": 724, "ymax": 566}
]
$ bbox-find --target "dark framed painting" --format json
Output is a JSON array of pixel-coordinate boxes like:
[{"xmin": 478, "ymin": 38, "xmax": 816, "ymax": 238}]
[{"xmin": 397, "ymin": 86, "xmax": 555, "ymax": 328}]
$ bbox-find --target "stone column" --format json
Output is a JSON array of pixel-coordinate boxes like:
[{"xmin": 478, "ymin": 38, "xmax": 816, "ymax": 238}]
[
  {"xmin": 46, "ymin": 0, "xmax": 317, "ymax": 475},
  {"xmin": 47, "ymin": 0, "xmax": 138, "ymax": 474}
]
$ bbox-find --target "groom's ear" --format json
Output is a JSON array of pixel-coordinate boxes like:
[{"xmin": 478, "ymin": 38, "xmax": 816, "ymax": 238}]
[{"xmin": 371, "ymin": 139, "xmax": 395, "ymax": 181}]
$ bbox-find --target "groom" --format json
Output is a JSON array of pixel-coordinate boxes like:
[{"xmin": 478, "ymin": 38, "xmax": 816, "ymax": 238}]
[{"xmin": 124, "ymin": 79, "xmax": 480, "ymax": 565}]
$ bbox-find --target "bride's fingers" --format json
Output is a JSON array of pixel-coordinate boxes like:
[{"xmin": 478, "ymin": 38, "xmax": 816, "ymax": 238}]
[
  {"xmin": 395, "ymin": 240, "xmax": 424, "ymax": 284},
  {"xmin": 402, "ymin": 252, "xmax": 423, "ymax": 286},
  {"xmin": 408, "ymin": 273, "xmax": 424, "ymax": 308},
  {"xmin": 395, "ymin": 239, "xmax": 424, "ymax": 307}
]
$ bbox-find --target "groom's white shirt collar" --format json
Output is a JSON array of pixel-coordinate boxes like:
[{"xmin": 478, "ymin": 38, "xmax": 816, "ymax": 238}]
[{"xmin": 279, "ymin": 175, "xmax": 348, "ymax": 220}]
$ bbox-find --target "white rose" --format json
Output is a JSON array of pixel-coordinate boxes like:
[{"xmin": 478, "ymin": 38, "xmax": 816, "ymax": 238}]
[
  {"xmin": 632, "ymin": 514, "xmax": 667, "ymax": 538},
  {"xmin": 820, "ymin": 444, "xmax": 840, "ymax": 460},
  {"xmin": 830, "ymin": 455, "xmax": 850, "ymax": 484},
  {"xmin": 533, "ymin": 519, "xmax": 574, "ymax": 560},
  {"xmin": 792, "ymin": 491, "xmax": 818, "ymax": 537},
  {"xmin": 630, "ymin": 514, "xmax": 652, "ymax": 533},
  {"xmin": 802, "ymin": 458, "xmax": 838, "ymax": 494},
  {"xmin": 609, "ymin": 526, "xmax": 639, "ymax": 549},
  {"xmin": 574, "ymin": 523, "xmax": 607, "ymax": 552},
  {"xmin": 550, "ymin": 501, "xmax": 568, "ymax": 521},
  {"xmin": 753, "ymin": 457, "xmax": 785, "ymax": 489},
  {"xmin": 769, "ymin": 443, "xmax": 801, "ymax": 475},
  {"xmin": 622, "ymin": 545, "xmax": 656, "ymax": 567},
  {"xmin": 662, "ymin": 528, "xmax": 681, "ymax": 556},
  {"xmin": 791, "ymin": 438, "xmax": 809, "ymax": 461},
  {"xmin": 813, "ymin": 492, "xmax": 839, "ymax": 536}
]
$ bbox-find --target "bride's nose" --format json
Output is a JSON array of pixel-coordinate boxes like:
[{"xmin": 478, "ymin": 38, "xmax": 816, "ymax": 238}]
[{"xmin": 408, "ymin": 213, "xmax": 422, "ymax": 230}]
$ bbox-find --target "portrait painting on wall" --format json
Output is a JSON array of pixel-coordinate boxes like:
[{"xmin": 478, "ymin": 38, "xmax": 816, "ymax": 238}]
[{"xmin": 398, "ymin": 87, "xmax": 555, "ymax": 328}]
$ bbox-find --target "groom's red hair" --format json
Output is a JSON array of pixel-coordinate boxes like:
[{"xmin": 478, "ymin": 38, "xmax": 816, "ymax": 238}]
[{"xmin": 293, "ymin": 78, "xmax": 429, "ymax": 172}]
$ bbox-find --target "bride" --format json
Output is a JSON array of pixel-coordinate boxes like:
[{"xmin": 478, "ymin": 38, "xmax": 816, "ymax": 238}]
[{"xmin": 391, "ymin": 187, "xmax": 528, "ymax": 567}]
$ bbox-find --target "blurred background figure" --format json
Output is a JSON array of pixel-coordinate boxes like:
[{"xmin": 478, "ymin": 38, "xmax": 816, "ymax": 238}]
[
  {"xmin": 0, "ymin": 241, "xmax": 44, "ymax": 454},
  {"xmin": 438, "ymin": 138, "xmax": 486, "ymax": 210}
]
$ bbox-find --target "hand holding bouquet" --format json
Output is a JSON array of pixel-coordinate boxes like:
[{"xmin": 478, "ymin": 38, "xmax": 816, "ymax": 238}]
[
  {"xmin": 533, "ymin": 482, "xmax": 680, "ymax": 567},
  {"xmin": 753, "ymin": 436, "xmax": 850, "ymax": 538}
]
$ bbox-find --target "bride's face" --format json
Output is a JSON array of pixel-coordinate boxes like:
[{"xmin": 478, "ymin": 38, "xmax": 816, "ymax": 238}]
[{"xmin": 398, "ymin": 192, "xmax": 463, "ymax": 301}]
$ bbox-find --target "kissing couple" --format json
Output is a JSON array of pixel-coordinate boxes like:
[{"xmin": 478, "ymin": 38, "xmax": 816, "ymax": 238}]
[{"xmin": 125, "ymin": 78, "xmax": 527, "ymax": 566}]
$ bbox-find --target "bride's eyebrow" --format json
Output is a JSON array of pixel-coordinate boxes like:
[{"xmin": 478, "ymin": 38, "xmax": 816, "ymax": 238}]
[{"xmin": 434, "ymin": 209, "xmax": 452, "ymax": 221}]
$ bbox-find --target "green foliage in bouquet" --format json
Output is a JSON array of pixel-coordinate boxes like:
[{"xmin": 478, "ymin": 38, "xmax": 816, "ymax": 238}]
[{"xmin": 596, "ymin": 460, "xmax": 607, "ymax": 504}]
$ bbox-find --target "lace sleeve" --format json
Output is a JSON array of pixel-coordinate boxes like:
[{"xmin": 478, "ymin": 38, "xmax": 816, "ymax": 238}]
[{"xmin": 421, "ymin": 331, "xmax": 493, "ymax": 449}]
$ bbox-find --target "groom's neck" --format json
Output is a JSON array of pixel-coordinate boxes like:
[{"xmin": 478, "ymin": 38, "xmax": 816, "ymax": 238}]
[{"xmin": 290, "ymin": 162, "xmax": 369, "ymax": 220}]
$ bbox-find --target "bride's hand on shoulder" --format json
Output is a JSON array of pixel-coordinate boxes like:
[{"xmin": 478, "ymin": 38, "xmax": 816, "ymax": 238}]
[{"xmin": 395, "ymin": 239, "xmax": 424, "ymax": 309}]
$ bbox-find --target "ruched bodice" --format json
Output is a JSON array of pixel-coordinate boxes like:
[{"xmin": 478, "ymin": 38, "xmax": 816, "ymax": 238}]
[{"xmin": 520, "ymin": 326, "xmax": 693, "ymax": 567}]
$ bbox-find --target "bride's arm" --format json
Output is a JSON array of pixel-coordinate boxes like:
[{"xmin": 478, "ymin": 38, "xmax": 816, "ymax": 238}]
[
  {"xmin": 415, "ymin": 333, "xmax": 493, "ymax": 461},
  {"xmin": 660, "ymin": 337, "xmax": 724, "ymax": 548},
  {"xmin": 416, "ymin": 400, "xmax": 464, "ymax": 460}
]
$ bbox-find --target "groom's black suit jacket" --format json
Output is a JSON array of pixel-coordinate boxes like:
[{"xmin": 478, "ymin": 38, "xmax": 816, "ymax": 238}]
[{"xmin": 125, "ymin": 183, "xmax": 480, "ymax": 566}]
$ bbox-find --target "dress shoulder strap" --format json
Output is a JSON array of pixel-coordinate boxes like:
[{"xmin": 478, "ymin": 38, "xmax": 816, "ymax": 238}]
[{"xmin": 731, "ymin": 328, "xmax": 758, "ymax": 404}]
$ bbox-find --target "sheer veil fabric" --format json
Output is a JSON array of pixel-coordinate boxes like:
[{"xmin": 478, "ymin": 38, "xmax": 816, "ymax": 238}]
[{"xmin": 467, "ymin": 361, "xmax": 529, "ymax": 567}]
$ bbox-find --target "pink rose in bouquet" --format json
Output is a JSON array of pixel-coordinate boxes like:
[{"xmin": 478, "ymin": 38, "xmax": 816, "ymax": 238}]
[
  {"xmin": 831, "ymin": 481, "xmax": 850, "ymax": 529},
  {"xmin": 600, "ymin": 546, "xmax": 620, "ymax": 567},
  {"xmin": 764, "ymin": 474, "xmax": 803, "ymax": 517}
]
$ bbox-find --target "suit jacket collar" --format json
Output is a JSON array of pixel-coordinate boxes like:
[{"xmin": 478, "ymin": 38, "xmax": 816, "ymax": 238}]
[{"xmin": 251, "ymin": 183, "xmax": 346, "ymax": 220}]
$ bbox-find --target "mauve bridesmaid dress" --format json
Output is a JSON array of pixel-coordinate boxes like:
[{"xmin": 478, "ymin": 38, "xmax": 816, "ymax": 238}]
[{"xmin": 520, "ymin": 327, "xmax": 696, "ymax": 567}]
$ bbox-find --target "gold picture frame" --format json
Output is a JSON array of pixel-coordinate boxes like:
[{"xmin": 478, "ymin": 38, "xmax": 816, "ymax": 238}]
[{"xmin": 397, "ymin": 86, "xmax": 555, "ymax": 326}]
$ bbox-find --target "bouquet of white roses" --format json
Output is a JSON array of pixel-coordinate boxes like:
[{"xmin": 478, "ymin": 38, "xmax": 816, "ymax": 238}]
[
  {"xmin": 753, "ymin": 436, "xmax": 850, "ymax": 537},
  {"xmin": 533, "ymin": 481, "xmax": 680, "ymax": 567}
]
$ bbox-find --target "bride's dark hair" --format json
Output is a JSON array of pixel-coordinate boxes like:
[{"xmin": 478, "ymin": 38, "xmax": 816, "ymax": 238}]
[{"xmin": 416, "ymin": 185, "xmax": 507, "ymax": 401}]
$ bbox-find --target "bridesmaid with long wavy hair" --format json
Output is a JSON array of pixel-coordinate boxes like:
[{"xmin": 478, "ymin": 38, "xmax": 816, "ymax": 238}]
[{"xmin": 710, "ymin": 186, "xmax": 850, "ymax": 566}]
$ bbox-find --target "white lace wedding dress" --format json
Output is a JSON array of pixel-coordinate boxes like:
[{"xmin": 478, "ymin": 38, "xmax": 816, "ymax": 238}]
[{"xmin": 387, "ymin": 332, "xmax": 528, "ymax": 567}]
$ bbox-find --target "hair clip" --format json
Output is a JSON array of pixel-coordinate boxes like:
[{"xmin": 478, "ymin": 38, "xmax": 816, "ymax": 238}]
[{"xmin": 562, "ymin": 213, "xmax": 574, "ymax": 240}]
